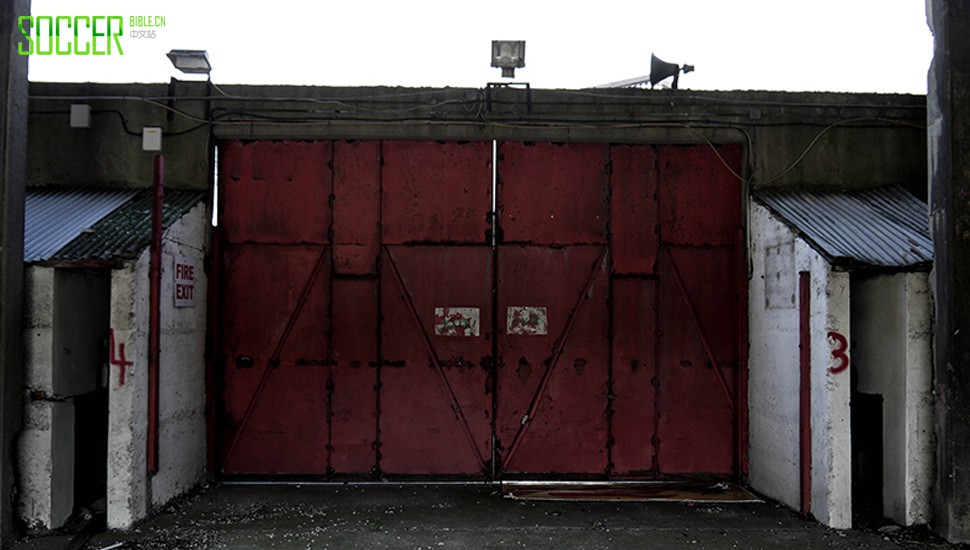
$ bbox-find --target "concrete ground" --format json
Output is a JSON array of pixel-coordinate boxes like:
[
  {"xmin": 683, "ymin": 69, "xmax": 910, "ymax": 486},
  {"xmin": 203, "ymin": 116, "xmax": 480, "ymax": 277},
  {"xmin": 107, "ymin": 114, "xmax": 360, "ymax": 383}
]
[{"xmin": 8, "ymin": 483, "xmax": 963, "ymax": 550}]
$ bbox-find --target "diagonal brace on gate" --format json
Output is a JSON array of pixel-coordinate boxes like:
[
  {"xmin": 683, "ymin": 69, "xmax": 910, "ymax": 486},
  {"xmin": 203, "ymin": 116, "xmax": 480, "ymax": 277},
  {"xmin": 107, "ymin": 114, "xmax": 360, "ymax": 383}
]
[
  {"xmin": 663, "ymin": 247, "xmax": 736, "ymax": 415},
  {"xmin": 383, "ymin": 246, "xmax": 487, "ymax": 471},
  {"xmin": 221, "ymin": 246, "xmax": 330, "ymax": 472},
  {"xmin": 501, "ymin": 247, "xmax": 609, "ymax": 473}
]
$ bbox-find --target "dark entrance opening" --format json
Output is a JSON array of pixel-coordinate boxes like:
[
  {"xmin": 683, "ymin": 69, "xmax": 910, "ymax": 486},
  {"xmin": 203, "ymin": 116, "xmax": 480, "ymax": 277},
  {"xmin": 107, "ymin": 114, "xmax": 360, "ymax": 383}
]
[
  {"xmin": 54, "ymin": 268, "xmax": 111, "ymax": 524},
  {"xmin": 852, "ymin": 389, "xmax": 884, "ymax": 525},
  {"xmin": 74, "ymin": 388, "xmax": 108, "ymax": 516}
]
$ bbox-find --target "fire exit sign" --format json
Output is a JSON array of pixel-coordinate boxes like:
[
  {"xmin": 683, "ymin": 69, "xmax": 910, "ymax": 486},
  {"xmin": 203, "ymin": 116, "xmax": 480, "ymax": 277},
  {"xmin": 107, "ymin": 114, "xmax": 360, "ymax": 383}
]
[{"xmin": 174, "ymin": 255, "xmax": 197, "ymax": 307}]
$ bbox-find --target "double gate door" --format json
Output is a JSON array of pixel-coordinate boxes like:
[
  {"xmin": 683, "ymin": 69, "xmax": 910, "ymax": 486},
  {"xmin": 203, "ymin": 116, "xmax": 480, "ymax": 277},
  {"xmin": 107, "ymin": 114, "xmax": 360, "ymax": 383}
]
[{"xmin": 217, "ymin": 139, "xmax": 743, "ymax": 479}]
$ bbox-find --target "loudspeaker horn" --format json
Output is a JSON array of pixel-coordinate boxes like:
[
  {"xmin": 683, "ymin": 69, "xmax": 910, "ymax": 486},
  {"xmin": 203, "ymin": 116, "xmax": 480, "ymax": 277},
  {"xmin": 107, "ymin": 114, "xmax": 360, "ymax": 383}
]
[{"xmin": 650, "ymin": 54, "xmax": 693, "ymax": 89}]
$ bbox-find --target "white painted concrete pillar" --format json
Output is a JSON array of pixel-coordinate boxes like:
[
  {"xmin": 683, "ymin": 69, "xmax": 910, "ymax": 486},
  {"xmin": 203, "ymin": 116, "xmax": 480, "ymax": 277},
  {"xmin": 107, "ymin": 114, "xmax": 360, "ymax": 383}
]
[
  {"xmin": 747, "ymin": 203, "xmax": 801, "ymax": 511},
  {"xmin": 902, "ymin": 273, "xmax": 933, "ymax": 524},
  {"xmin": 18, "ymin": 266, "xmax": 74, "ymax": 530},
  {"xmin": 18, "ymin": 400, "xmax": 74, "ymax": 529},
  {"xmin": 800, "ymin": 244, "xmax": 852, "ymax": 529},
  {"xmin": 107, "ymin": 259, "xmax": 149, "ymax": 529}
]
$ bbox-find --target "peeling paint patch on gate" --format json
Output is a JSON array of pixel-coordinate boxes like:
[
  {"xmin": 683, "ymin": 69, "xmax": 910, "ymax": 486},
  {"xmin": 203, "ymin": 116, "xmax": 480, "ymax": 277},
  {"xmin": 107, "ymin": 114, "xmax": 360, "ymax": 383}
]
[
  {"xmin": 434, "ymin": 307, "xmax": 480, "ymax": 337},
  {"xmin": 507, "ymin": 306, "xmax": 548, "ymax": 336}
]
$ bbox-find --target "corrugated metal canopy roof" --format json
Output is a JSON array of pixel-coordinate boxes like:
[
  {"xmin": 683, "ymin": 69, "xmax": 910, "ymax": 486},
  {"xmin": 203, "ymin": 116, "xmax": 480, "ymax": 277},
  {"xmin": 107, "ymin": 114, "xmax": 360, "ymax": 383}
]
[
  {"xmin": 54, "ymin": 190, "xmax": 206, "ymax": 261},
  {"xmin": 754, "ymin": 185, "xmax": 932, "ymax": 270},
  {"xmin": 24, "ymin": 187, "xmax": 206, "ymax": 264},
  {"xmin": 24, "ymin": 188, "xmax": 138, "ymax": 262}
]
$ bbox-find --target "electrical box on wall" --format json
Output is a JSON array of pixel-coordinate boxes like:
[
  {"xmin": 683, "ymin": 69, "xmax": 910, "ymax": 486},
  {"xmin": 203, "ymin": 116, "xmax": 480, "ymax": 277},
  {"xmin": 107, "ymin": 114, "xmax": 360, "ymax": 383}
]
[
  {"xmin": 70, "ymin": 104, "xmax": 91, "ymax": 128},
  {"xmin": 142, "ymin": 127, "xmax": 162, "ymax": 151}
]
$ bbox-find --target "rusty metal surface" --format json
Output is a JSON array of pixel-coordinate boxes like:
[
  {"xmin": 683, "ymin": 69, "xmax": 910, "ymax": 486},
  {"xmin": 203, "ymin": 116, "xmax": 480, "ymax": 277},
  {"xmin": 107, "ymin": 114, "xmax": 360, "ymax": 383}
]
[
  {"xmin": 652, "ymin": 144, "xmax": 742, "ymax": 475},
  {"xmin": 610, "ymin": 145, "xmax": 658, "ymax": 274},
  {"xmin": 659, "ymin": 145, "xmax": 741, "ymax": 247},
  {"xmin": 610, "ymin": 279, "xmax": 657, "ymax": 476},
  {"xmin": 220, "ymin": 140, "xmax": 332, "ymax": 245},
  {"xmin": 657, "ymin": 246, "xmax": 737, "ymax": 475},
  {"xmin": 220, "ymin": 245, "xmax": 330, "ymax": 474},
  {"xmin": 498, "ymin": 142, "xmax": 609, "ymax": 245},
  {"xmin": 381, "ymin": 140, "xmax": 491, "ymax": 245},
  {"xmin": 219, "ymin": 139, "xmax": 334, "ymax": 475},
  {"xmin": 215, "ymin": 138, "xmax": 744, "ymax": 480},
  {"xmin": 333, "ymin": 140, "xmax": 380, "ymax": 275},
  {"xmin": 496, "ymin": 245, "xmax": 609, "ymax": 474},
  {"xmin": 328, "ymin": 141, "xmax": 382, "ymax": 475},
  {"xmin": 330, "ymin": 279, "xmax": 378, "ymax": 476},
  {"xmin": 379, "ymin": 246, "xmax": 493, "ymax": 476}
]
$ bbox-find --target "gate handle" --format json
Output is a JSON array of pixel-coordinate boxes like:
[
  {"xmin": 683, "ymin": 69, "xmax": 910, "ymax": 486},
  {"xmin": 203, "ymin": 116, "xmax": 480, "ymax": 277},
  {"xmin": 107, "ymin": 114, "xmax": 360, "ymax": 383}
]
[{"xmin": 236, "ymin": 355, "xmax": 254, "ymax": 369}]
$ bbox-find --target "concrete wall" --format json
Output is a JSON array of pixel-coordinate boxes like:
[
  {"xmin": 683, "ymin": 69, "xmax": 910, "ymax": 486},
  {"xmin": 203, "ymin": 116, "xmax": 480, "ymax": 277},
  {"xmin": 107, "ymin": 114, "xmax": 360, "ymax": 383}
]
[
  {"xmin": 807, "ymin": 243, "xmax": 852, "ymax": 530},
  {"xmin": 1, "ymin": 0, "xmax": 29, "ymax": 543},
  {"xmin": 748, "ymin": 206, "xmax": 800, "ymax": 509},
  {"xmin": 19, "ymin": 267, "xmax": 110, "ymax": 530},
  {"xmin": 151, "ymin": 202, "xmax": 208, "ymax": 507},
  {"xmin": 748, "ymin": 202, "xmax": 852, "ymax": 529},
  {"xmin": 852, "ymin": 274, "xmax": 934, "ymax": 526},
  {"xmin": 28, "ymin": 82, "xmax": 210, "ymax": 190},
  {"xmin": 17, "ymin": 400, "xmax": 73, "ymax": 531},
  {"xmin": 107, "ymin": 257, "xmax": 148, "ymax": 528},
  {"xmin": 927, "ymin": 0, "xmax": 970, "ymax": 542},
  {"xmin": 107, "ymin": 202, "xmax": 207, "ymax": 529},
  {"xmin": 23, "ymin": 268, "xmax": 54, "ymax": 398},
  {"xmin": 19, "ymin": 267, "xmax": 68, "ymax": 529},
  {"xmin": 27, "ymin": 83, "xmax": 927, "ymax": 197}
]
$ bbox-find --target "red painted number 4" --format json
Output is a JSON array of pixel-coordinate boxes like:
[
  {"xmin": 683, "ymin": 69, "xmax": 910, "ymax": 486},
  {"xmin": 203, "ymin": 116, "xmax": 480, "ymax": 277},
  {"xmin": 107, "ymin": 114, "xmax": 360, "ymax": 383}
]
[
  {"xmin": 109, "ymin": 329, "xmax": 134, "ymax": 385},
  {"xmin": 827, "ymin": 331, "xmax": 849, "ymax": 374}
]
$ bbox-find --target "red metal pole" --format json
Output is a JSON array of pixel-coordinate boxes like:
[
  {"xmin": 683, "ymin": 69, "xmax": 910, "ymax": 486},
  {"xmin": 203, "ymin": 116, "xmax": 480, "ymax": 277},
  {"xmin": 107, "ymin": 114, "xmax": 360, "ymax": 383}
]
[
  {"xmin": 148, "ymin": 154, "xmax": 164, "ymax": 474},
  {"xmin": 799, "ymin": 271, "xmax": 812, "ymax": 517}
]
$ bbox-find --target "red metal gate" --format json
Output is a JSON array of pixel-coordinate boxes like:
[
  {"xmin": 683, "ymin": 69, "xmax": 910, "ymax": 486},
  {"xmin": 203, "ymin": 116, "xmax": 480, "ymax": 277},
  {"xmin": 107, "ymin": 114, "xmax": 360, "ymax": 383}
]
[
  {"xmin": 655, "ymin": 145, "xmax": 742, "ymax": 475},
  {"xmin": 216, "ymin": 139, "xmax": 743, "ymax": 479},
  {"xmin": 330, "ymin": 140, "xmax": 381, "ymax": 476},
  {"xmin": 610, "ymin": 144, "xmax": 660, "ymax": 476},
  {"xmin": 495, "ymin": 142, "xmax": 611, "ymax": 475},
  {"xmin": 219, "ymin": 140, "xmax": 332, "ymax": 475},
  {"xmin": 379, "ymin": 141, "xmax": 493, "ymax": 476}
]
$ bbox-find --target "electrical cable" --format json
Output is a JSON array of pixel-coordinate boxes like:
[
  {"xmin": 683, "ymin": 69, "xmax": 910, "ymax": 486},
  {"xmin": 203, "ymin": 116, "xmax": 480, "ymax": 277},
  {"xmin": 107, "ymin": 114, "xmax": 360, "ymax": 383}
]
[{"xmin": 30, "ymin": 87, "xmax": 924, "ymax": 189}]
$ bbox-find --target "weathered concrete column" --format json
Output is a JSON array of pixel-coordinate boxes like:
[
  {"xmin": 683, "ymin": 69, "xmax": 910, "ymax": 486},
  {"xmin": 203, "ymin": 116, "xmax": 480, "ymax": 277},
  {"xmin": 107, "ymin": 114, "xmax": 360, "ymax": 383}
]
[
  {"xmin": 0, "ymin": 0, "xmax": 29, "ymax": 543},
  {"xmin": 928, "ymin": 0, "xmax": 970, "ymax": 542}
]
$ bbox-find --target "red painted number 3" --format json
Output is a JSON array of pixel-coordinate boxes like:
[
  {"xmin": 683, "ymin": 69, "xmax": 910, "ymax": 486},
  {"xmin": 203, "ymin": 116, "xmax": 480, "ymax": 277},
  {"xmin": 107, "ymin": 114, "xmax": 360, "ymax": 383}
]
[
  {"xmin": 827, "ymin": 331, "xmax": 849, "ymax": 374},
  {"xmin": 109, "ymin": 329, "xmax": 134, "ymax": 385}
]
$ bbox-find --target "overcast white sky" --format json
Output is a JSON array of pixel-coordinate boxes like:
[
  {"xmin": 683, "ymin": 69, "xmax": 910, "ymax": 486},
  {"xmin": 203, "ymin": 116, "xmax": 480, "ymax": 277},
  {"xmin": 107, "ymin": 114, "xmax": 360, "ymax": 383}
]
[{"xmin": 24, "ymin": 0, "xmax": 933, "ymax": 94}]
